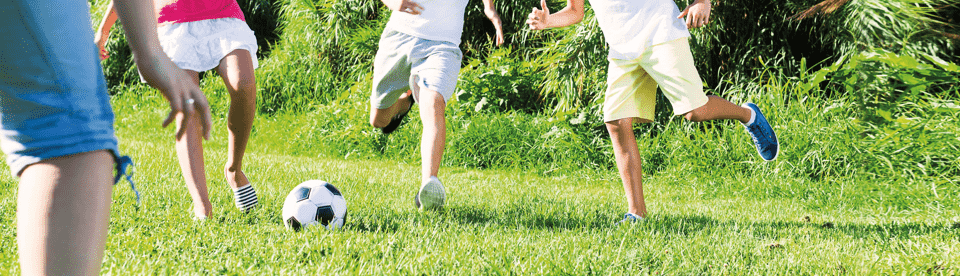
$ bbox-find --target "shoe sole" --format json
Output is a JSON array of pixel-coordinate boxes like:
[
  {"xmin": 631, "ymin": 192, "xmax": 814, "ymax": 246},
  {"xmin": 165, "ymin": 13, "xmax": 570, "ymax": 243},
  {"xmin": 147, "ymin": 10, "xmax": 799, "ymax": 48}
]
[{"xmin": 416, "ymin": 181, "xmax": 446, "ymax": 211}]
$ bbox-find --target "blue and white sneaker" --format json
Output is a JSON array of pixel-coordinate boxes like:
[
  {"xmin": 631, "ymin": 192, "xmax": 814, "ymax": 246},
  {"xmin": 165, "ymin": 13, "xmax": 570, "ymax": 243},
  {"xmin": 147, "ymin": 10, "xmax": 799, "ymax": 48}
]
[
  {"xmin": 742, "ymin": 103, "xmax": 779, "ymax": 161},
  {"xmin": 415, "ymin": 176, "xmax": 446, "ymax": 211},
  {"xmin": 616, "ymin": 213, "xmax": 644, "ymax": 225}
]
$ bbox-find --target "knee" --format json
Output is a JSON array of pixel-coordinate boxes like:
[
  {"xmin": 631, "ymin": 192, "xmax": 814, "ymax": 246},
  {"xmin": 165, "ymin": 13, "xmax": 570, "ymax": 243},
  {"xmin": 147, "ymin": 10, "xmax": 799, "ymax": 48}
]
[
  {"xmin": 370, "ymin": 117, "xmax": 387, "ymax": 128},
  {"xmin": 684, "ymin": 110, "xmax": 705, "ymax": 122},
  {"xmin": 236, "ymin": 79, "xmax": 257, "ymax": 98},
  {"xmin": 605, "ymin": 118, "xmax": 632, "ymax": 134}
]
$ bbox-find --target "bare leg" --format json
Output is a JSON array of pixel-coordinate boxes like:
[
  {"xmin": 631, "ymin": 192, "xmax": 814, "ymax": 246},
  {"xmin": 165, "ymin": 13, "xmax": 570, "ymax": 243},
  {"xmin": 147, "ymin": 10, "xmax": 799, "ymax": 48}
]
[
  {"xmin": 174, "ymin": 70, "xmax": 212, "ymax": 218},
  {"xmin": 216, "ymin": 49, "xmax": 256, "ymax": 189},
  {"xmin": 684, "ymin": 95, "xmax": 751, "ymax": 123},
  {"xmin": 17, "ymin": 150, "xmax": 114, "ymax": 275},
  {"xmin": 418, "ymin": 88, "xmax": 446, "ymax": 182},
  {"xmin": 370, "ymin": 91, "xmax": 413, "ymax": 128},
  {"xmin": 605, "ymin": 118, "xmax": 648, "ymax": 217}
]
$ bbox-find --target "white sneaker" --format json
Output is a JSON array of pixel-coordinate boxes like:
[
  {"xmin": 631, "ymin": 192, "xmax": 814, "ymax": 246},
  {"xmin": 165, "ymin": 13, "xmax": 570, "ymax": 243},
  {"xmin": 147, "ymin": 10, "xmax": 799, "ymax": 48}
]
[{"xmin": 415, "ymin": 176, "xmax": 446, "ymax": 211}]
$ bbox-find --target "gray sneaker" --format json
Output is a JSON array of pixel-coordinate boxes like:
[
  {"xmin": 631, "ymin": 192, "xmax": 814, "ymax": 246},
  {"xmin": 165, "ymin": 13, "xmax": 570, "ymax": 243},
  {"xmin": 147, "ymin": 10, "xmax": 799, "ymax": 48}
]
[{"xmin": 415, "ymin": 177, "xmax": 446, "ymax": 211}]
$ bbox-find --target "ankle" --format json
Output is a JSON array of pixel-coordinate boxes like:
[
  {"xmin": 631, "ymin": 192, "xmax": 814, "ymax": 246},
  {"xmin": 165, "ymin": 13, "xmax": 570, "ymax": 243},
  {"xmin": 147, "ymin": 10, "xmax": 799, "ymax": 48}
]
[{"xmin": 223, "ymin": 167, "xmax": 249, "ymax": 188}]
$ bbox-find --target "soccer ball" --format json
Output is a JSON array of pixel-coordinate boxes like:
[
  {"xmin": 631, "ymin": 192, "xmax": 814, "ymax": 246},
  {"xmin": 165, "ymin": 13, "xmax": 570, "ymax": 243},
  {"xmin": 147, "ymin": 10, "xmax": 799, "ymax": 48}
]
[{"xmin": 282, "ymin": 180, "xmax": 347, "ymax": 231}]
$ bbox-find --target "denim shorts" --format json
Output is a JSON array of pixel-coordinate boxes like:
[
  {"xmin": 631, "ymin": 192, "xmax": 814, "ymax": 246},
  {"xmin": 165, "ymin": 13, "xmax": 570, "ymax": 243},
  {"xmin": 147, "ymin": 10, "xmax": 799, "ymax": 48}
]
[
  {"xmin": 371, "ymin": 28, "xmax": 463, "ymax": 109},
  {"xmin": 0, "ymin": 0, "xmax": 119, "ymax": 176}
]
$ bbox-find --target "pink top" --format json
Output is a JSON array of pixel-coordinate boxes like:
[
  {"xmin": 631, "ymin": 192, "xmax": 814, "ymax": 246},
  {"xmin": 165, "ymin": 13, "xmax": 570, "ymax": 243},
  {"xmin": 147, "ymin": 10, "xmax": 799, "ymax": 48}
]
[{"xmin": 157, "ymin": 0, "xmax": 245, "ymax": 24}]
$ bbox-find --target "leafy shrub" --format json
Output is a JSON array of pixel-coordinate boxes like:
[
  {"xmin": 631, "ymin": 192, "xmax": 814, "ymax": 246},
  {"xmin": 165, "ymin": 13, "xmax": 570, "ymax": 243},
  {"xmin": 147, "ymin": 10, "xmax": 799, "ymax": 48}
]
[{"xmin": 455, "ymin": 47, "xmax": 547, "ymax": 114}]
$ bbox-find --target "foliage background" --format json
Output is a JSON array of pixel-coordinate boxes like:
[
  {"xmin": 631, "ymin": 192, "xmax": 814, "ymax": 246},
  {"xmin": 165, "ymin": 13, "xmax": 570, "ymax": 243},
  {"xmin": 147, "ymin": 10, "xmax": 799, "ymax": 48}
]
[{"xmin": 89, "ymin": 0, "xmax": 959, "ymax": 190}]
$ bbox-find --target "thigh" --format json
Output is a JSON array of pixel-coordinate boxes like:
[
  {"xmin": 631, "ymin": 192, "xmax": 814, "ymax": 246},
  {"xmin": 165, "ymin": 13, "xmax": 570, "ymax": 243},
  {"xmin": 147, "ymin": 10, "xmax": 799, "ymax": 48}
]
[
  {"xmin": 410, "ymin": 41, "xmax": 462, "ymax": 104},
  {"xmin": 216, "ymin": 49, "xmax": 256, "ymax": 93},
  {"xmin": 639, "ymin": 38, "xmax": 709, "ymax": 116},
  {"xmin": 371, "ymin": 30, "xmax": 414, "ymax": 110},
  {"xmin": 603, "ymin": 58, "xmax": 658, "ymax": 123}
]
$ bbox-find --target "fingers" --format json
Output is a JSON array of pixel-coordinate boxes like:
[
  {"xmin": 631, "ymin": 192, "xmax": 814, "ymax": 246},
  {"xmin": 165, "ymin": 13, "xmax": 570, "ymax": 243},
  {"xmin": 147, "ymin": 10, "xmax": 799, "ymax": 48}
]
[
  {"xmin": 162, "ymin": 94, "xmax": 182, "ymax": 129},
  {"xmin": 191, "ymin": 91, "xmax": 213, "ymax": 140},
  {"xmin": 541, "ymin": 0, "xmax": 549, "ymax": 13},
  {"xmin": 496, "ymin": 28, "xmax": 505, "ymax": 45},
  {"xmin": 175, "ymin": 97, "xmax": 194, "ymax": 140},
  {"xmin": 401, "ymin": 1, "xmax": 424, "ymax": 15},
  {"xmin": 527, "ymin": 8, "xmax": 544, "ymax": 30}
]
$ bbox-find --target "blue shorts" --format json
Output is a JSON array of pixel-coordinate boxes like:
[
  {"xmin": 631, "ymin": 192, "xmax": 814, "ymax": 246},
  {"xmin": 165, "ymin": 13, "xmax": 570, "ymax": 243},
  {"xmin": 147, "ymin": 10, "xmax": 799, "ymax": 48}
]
[
  {"xmin": 371, "ymin": 28, "xmax": 463, "ymax": 109},
  {"xmin": 0, "ymin": 0, "xmax": 119, "ymax": 176}
]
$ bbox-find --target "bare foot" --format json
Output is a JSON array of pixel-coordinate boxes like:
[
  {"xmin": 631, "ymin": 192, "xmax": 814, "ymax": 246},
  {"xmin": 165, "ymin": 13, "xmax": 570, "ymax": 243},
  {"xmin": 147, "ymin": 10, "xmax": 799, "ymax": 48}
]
[{"xmin": 194, "ymin": 199, "xmax": 213, "ymax": 218}]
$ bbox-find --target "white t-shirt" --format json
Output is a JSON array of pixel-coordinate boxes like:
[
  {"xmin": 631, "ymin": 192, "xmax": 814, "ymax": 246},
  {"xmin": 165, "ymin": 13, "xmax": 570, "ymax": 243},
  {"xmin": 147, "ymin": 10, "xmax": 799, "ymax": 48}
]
[
  {"xmin": 385, "ymin": 0, "xmax": 470, "ymax": 45},
  {"xmin": 588, "ymin": 0, "xmax": 691, "ymax": 60}
]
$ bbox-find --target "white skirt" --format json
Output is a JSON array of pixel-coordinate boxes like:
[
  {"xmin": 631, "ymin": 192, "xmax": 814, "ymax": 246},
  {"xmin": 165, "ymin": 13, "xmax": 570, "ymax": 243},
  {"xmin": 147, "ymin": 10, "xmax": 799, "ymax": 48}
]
[{"xmin": 156, "ymin": 17, "xmax": 259, "ymax": 72}]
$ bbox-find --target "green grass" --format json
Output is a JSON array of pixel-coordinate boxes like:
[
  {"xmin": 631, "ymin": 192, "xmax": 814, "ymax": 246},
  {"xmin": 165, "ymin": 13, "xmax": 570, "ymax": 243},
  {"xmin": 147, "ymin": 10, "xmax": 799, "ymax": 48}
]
[{"xmin": 1, "ymin": 88, "xmax": 958, "ymax": 274}]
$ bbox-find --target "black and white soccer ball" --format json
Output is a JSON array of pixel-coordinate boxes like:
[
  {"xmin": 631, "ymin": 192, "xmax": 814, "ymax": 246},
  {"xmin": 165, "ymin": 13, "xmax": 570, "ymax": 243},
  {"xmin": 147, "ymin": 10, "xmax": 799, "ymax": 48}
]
[{"xmin": 282, "ymin": 180, "xmax": 347, "ymax": 231}]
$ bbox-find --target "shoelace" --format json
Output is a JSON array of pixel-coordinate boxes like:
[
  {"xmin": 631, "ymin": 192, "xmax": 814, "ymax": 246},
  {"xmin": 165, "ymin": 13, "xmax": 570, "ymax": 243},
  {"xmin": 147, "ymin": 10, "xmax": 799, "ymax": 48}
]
[
  {"xmin": 747, "ymin": 123, "xmax": 772, "ymax": 150},
  {"xmin": 114, "ymin": 155, "xmax": 140, "ymax": 206}
]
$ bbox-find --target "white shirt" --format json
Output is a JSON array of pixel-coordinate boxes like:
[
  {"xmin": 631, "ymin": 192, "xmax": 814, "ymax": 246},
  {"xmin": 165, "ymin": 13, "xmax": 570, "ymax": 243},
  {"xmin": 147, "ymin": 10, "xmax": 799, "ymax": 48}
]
[
  {"xmin": 588, "ymin": 0, "xmax": 691, "ymax": 60},
  {"xmin": 385, "ymin": 0, "xmax": 470, "ymax": 45}
]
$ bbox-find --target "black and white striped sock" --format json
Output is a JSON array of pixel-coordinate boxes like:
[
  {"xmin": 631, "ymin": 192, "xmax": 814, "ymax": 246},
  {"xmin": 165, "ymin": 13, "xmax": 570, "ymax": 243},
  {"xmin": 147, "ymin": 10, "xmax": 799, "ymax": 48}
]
[{"xmin": 233, "ymin": 184, "xmax": 259, "ymax": 211}]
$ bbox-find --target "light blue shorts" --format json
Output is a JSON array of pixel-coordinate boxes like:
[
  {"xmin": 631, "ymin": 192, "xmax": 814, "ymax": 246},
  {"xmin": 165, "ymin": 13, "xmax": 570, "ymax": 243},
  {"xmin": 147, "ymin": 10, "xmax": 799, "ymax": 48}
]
[
  {"xmin": 371, "ymin": 28, "xmax": 463, "ymax": 109},
  {"xmin": 0, "ymin": 0, "xmax": 119, "ymax": 176}
]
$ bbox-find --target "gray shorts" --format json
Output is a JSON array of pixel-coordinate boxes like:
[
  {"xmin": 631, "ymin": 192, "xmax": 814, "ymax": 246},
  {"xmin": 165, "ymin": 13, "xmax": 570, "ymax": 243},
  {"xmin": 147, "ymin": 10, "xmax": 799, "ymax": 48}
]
[{"xmin": 371, "ymin": 28, "xmax": 462, "ymax": 109}]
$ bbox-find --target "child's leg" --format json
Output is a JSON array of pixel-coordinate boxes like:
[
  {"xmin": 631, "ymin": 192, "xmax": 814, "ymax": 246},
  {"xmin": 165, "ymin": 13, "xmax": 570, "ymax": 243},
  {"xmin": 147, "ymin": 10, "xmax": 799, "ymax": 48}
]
[
  {"xmin": 370, "ymin": 92, "xmax": 413, "ymax": 128},
  {"xmin": 216, "ymin": 49, "xmax": 260, "ymax": 211},
  {"xmin": 605, "ymin": 118, "xmax": 648, "ymax": 218},
  {"xmin": 17, "ymin": 150, "xmax": 114, "ymax": 275},
  {"xmin": 683, "ymin": 95, "xmax": 751, "ymax": 123},
  {"xmin": 417, "ymin": 88, "xmax": 446, "ymax": 182},
  {"xmin": 174, "ymin": 70, "xmax": 212, "ymax": 218},
  {"xmin": 216, "ymin": 49, "xmax": 256, "ymax": 189}
]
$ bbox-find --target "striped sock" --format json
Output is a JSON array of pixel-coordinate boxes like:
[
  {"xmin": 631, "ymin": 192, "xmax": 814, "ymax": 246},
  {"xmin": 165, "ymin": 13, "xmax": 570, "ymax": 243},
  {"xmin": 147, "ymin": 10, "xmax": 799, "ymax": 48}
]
[{"xmin": 233, "ymin": 184, "xmax": 259, "ymax": 211}]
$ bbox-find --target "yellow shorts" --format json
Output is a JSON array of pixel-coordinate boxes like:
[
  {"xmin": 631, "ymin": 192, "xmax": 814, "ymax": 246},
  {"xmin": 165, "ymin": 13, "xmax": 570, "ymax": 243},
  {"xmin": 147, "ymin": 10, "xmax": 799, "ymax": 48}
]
[{"xmin": 603, "ymin": 38, "xmax": 709, "ymax": 123}]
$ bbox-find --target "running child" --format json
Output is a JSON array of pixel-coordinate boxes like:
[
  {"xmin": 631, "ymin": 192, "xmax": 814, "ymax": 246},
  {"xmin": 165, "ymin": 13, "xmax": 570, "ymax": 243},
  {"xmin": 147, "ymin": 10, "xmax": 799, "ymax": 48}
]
[
  {"xmin": 370, "ymin": 0, "xmax": 504, "ymax": 210},
  {"xmin": 526, "ymin": 0, "xmax": 779, "ymax": 223},
  {"xmin": 96, "ymin": 0, "xmax": 261, "ymax": 219},
  {"xmin": 1, "ymin": 0, "xmax": 211, "ymax": 273}
]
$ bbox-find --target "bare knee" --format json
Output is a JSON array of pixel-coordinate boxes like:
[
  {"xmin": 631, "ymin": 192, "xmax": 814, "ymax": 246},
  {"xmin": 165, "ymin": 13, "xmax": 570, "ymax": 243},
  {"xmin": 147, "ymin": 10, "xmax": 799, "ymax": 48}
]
[
  {"xmin": 370, "ymin": 116, "xmax": 388, "ymax": 128},
  {"xmin": 684, "ymin": 109, "xmax": 706, "ymax": 122},
  {"xmin": 605, "ymin": 118, "xmax": 633, "ymax": 134},
  {"xmin": 228, "ymin": 78, "xmax": 257, "ymax": 103}
]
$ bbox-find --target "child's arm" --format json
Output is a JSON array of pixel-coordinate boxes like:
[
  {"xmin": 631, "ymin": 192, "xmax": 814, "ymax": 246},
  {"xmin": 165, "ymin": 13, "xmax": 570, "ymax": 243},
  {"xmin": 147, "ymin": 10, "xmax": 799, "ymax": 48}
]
[
  {"xmin": 94, "ymin": 1, "xmax": 118, "ymax": 60},
  {"xmin": 678, "ymin": 0, "xmax": 711, "ymax": 29},
  {"xmin": 526, "ymin": 0, "xmax": 585, "ymax": 30},
  {"xmin": 112, "ymin": 0, "xmax": 213, "ymax": 139},
  {"xmin": 380, "ymin": 0, "xmax": 424, "ymax": 15},
  {"xmin": 481, "ymin": 0, "xmax": 505, "ymax": 45}
]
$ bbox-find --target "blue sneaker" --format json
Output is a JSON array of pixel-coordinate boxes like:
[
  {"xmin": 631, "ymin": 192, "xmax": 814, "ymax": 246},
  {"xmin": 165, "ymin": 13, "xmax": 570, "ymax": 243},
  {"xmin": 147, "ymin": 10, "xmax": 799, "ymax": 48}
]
[
  {"xmin": 616, "ymin": 213, "xmax": 644, "ymax": 225},
  {"xmin": 742, "ymin": 103, "xmax": 779, "ymax": 161}
]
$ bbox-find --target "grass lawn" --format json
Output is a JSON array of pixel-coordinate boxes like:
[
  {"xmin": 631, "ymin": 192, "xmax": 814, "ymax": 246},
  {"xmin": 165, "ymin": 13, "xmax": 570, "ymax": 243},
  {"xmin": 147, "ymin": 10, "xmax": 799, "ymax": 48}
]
[{"xmin": 0, "ymin": 92, "xmax": 958, "ymax": 274}]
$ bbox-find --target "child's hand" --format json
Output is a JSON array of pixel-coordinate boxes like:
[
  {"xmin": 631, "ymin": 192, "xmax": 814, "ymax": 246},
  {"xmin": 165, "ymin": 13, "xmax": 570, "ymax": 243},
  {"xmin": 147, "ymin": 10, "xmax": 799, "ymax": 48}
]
[
  {"xmin": 678, "ymin": 0, "xmax": 711, "ymax": 29},
  {"xmin": 94, "ymin": 37, "xmax": 109, "ymax": 60},
  {"xmin": 526, "ymin": 0, "xmax": 551, "ymax": 30},
  {"xmin": 383, "ymin": 0, "xmax": 424, "ymax": 15},
  {"xmin": 485, "ymin": 7, "xmax": 505, "ymax": 45},
  {"xmin": 137, "ymin": 55, "xmax": 213, "ymax": 140}
]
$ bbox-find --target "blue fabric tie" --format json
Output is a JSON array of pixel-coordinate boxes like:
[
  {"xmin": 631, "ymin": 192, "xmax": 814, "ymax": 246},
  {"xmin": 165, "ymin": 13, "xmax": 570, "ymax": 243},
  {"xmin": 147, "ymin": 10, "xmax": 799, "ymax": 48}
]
[{"xmin": 114, "ymin": 155, "xmax": 140, "ymax": 206}]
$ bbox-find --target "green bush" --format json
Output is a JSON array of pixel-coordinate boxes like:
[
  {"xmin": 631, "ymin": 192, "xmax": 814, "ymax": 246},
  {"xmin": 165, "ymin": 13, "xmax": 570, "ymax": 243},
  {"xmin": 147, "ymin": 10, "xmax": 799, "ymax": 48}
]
[{"xmin": 455, "ymin": 47, "xmax": 547, "ymax": 114}]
